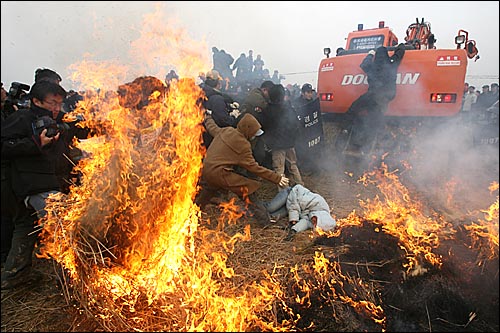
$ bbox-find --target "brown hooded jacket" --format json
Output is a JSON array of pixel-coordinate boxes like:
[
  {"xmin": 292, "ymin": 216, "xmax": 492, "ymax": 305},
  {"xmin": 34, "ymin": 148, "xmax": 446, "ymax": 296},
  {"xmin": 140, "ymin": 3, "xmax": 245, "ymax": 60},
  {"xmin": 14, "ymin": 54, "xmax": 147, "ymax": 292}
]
[{"xmin": 202, "ymin": 113, "xmax": 281, "ymax": 196}]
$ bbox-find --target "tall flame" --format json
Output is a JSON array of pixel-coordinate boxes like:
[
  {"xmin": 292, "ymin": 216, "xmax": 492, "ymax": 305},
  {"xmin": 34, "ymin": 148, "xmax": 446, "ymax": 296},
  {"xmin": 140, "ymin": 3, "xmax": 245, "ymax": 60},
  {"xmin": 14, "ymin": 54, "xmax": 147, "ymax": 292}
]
[
  {"xmin": 28, "ymin": 5, "xmax": 498, "ymax": 332},
  {"xmin": 36, "ymin": 5, "xmax": 290, "ymax": 330},
  {"xmin": 38, "ymin": 77, "xmax": 292, "ymax": 331}
]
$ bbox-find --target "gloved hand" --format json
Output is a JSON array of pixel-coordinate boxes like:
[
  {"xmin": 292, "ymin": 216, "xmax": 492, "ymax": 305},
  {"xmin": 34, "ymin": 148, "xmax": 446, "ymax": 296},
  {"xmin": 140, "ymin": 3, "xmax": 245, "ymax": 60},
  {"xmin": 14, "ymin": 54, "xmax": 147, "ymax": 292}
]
[
  {"xmin": 205, "ymin": 109, "xmax": 212, "ymax": 115},
  {"xmin": 279, "ymin": 175, "xmax": 289, "ymax": 187},
  {"xmin": 230, "ymin": 102, "xmax": 239, "ymax": 109},
  {"xmin": 368, "ymin": 50, "xmax": 376, "ymax": 56},
  {"xmin": 229, "ymin": 109, "xmax": 240, "ymax": 118}
]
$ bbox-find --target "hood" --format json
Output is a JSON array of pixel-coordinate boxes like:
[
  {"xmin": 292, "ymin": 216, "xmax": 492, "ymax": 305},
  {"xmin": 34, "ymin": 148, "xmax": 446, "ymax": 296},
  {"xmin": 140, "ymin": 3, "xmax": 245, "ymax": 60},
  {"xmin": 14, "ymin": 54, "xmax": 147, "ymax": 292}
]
[
  {"xmin": 310, "ymin": 210, "xmax": 336, "ymax": 231},
  {"xmin": 237, "ymin": 113, "xmax": 262, "ymax": 140},
  {"xmin": 203, "ymin": 82, "xmax": 221, "ymax": 95}
]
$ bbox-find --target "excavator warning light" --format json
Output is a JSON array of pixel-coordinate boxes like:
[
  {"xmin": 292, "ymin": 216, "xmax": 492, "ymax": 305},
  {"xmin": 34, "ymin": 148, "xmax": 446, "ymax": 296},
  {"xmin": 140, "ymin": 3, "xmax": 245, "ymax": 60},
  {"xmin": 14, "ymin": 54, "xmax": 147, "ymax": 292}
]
[
  {"xmin": 455, "ymin": 35, "xmax": 466, "ymax": 46},
  {"xmin": 379, "ymin": 21, "xmax": 385, "ymax": 28},
  {"xmin": 324, "ymin": 47, "xmax": 331, "ymax": 58},
  {"xmin": 357, "ymin": 24, "xmax": 363, "ymax": 31}
]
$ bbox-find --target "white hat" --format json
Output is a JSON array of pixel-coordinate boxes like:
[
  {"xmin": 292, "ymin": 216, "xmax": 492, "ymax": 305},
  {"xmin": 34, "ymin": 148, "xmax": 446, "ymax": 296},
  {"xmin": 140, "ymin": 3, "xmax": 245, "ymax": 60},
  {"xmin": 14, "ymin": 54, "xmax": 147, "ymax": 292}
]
[{"xmin": 255, "ymin": 129, "xmax": 264, "ymax": 136}]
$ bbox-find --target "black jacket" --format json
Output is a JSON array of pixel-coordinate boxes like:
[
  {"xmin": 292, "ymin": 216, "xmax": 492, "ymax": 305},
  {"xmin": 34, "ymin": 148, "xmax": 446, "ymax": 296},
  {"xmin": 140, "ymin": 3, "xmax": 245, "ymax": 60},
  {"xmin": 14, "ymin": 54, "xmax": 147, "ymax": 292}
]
[
  {"xmin": 1, "ymin": 104, "xmax": 89, "ymax": 197},
  {"xmin": 361, "ymin": 43, "xmax": 406, "ymax": 101},
  {"xmin": 202, "ymin": 84, "xmax": 236, "ymax": 128},
  {"xmin": 263, "ymin": 102, "xmax": 300, "ymax": 150}
]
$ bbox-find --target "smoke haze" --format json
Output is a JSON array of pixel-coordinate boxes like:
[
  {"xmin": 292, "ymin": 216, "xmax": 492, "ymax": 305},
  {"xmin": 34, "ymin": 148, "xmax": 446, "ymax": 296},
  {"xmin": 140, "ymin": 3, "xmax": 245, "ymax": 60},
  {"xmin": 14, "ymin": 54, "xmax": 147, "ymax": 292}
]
[{"xmin": 1, "ymin": 1, "xmax": 498, "ymax": 90}]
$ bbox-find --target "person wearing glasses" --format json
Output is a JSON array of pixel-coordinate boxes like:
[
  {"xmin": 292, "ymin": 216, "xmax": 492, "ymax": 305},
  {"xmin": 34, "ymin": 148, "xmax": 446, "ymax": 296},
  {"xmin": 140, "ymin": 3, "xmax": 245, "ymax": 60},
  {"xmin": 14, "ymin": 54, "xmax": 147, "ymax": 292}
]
[{"xmin": 0, "ymin": 81, "xmax": 89, "ymax": 289}]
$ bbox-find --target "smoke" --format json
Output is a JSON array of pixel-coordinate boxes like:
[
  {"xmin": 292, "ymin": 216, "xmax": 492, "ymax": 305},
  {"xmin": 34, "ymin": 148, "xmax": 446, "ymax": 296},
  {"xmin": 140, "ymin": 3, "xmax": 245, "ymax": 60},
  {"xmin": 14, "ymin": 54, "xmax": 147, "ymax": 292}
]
[
  {"xmin": 321, "ymin": 111, "xmax": 498, "ymax": 223},
  {"xmin": 394, "ymin": 117, "xmax": 498, "ymax": 218}
]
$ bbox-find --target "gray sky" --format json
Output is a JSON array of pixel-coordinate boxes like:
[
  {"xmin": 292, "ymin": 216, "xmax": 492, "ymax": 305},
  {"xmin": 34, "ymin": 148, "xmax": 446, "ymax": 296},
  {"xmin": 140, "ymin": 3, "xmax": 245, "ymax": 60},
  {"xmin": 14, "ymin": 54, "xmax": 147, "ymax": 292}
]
[{"xmin": 1, "ymin": 1, "xmax": 499, "ymax": 91}]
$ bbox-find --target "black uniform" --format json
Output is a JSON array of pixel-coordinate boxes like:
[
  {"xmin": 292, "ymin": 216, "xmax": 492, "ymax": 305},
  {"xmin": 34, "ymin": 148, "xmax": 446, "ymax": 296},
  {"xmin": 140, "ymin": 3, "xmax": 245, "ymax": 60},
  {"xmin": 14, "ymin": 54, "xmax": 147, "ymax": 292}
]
[
  {"xmin": 347, "ymin": 44, "xmax": 406, "ymax": 151},
  {"xmin": 1, "ymin": 103, "xmax": 89, "ymax": 286}
]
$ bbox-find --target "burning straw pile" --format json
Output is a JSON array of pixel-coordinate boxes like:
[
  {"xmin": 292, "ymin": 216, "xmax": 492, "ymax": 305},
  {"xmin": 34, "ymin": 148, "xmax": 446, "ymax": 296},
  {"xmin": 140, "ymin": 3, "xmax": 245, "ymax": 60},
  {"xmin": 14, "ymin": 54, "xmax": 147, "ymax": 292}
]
[
  {"xmin": 29, "ymin": 76, "xmax": 386, "ymax": 331},
  {"xmin": 2, "ymin": 77, "xmax": 498, "ymax": 332},
  {"xmin": 26, "ymin": 77, "xmax": 335, "ymax": 331}
]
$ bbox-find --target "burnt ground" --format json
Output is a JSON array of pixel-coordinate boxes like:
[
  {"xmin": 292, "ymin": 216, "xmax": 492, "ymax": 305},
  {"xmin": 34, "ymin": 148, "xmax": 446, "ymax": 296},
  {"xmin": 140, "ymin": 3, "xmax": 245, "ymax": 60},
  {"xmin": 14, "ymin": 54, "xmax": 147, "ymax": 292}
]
[{"xmin": 1, "ymin": 118, "xmax": 498, "ymax": 332}]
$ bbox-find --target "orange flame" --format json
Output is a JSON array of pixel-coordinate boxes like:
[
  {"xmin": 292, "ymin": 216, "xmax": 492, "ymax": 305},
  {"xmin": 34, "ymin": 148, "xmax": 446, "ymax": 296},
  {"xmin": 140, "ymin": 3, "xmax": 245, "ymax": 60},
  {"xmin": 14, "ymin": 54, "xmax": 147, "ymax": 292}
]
[
  {"xmin": 464, "ymin": 182, "xmax": 499, "ymax": 263},
  {"xmin": 33, "ymin": 5, "xmax": 301, "ymax": 330},
  {"xmin": 28, "ymin": 5, "xmax": 433, "ymax": 331},
  {"xmin": 39, "ymin": 76, "xmax": 292, "ymax": 331},
  {"xmin": 356, "ymin": 162, "xmax": 453, "ymax": 274}
]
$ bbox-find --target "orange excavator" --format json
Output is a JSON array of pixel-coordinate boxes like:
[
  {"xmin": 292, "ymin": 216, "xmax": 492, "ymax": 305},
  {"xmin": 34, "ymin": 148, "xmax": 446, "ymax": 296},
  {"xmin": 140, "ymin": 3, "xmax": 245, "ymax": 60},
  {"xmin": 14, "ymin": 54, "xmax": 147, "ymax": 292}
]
[
  {"xmin": 316, "ymin": 18, "xmax": 481, "ymax": 155},
  {"xmin": 318, "ymin": 18, "xmax": 479, "ymax": 117}
]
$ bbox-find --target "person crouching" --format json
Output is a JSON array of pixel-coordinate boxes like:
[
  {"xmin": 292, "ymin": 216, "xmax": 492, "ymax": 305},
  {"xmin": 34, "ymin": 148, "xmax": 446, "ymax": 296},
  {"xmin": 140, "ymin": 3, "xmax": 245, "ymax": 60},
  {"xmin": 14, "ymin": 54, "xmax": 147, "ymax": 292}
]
[{"xmin": 197, "ymin": 112, "xmax": 289, "ymax": 224}]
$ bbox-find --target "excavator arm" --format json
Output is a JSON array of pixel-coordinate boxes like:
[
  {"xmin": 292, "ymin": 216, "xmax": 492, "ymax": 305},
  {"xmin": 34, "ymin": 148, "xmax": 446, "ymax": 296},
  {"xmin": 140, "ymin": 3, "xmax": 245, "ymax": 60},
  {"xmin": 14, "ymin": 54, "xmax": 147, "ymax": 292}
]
[{"xmin": 404, "ymin": 17, "xmax": 436, "ymax": 50}]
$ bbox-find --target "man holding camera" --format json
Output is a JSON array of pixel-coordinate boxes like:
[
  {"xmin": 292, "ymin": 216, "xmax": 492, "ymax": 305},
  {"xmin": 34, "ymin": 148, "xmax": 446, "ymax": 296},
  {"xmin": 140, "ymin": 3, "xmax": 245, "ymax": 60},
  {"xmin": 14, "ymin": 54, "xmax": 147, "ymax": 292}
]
[{"xmin": 1, "ymin": 80, "xmax": 87, "ymax": 289}]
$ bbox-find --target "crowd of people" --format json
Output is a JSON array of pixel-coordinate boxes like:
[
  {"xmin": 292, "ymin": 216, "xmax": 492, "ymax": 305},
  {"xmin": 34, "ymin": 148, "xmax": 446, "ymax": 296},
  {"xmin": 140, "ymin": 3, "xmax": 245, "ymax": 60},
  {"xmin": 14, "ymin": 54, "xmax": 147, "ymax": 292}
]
[
  {"xmin": 195, "ymin": 67, "xmax": 332, "ymax": 239},
  {"xmin": 461, "ymin": 82, "xmax": 499, "ymax": 124},
  {"xmin": 210, "ymin": 47, "xmax": 285, "ymax": 95},
  {"xmin": 0, "ymin": 64, "xmax": 333, "ymax": 290},
  {"xmin": 3, "ymin": 48, "xmax": 496, "ymax": 291}
]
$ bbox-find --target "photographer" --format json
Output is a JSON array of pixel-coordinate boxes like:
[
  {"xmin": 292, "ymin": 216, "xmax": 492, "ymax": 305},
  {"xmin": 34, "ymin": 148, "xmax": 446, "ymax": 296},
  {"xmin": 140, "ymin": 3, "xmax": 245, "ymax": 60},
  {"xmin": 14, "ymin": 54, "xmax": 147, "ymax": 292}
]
[
  {"xmin": 33, "ymin": 68, "xmax": 84, "ymax": 114},
  {"xmin": 1, "ymin": 81, "xmax": 31, "ymax": 121},
  {"xmin": 1, "ymin": 80, "xmax": 90, "ymax": 289}
]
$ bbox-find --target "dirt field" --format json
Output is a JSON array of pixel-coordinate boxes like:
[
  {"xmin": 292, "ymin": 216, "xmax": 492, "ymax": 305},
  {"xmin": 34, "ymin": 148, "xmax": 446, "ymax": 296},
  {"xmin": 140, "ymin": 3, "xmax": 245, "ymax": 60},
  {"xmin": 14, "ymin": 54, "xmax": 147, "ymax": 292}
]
[{"xmin": 1, "ymin": 117, "xmax": 498, "ymax": 332}]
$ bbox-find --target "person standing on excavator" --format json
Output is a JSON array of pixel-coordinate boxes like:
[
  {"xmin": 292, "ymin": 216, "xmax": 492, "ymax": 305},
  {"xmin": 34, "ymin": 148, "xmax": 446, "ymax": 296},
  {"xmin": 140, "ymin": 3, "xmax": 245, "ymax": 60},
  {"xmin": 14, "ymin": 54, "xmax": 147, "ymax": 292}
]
[{"xmin": 346, "ymin": 43, "xmax": 406, "ymax": 155}]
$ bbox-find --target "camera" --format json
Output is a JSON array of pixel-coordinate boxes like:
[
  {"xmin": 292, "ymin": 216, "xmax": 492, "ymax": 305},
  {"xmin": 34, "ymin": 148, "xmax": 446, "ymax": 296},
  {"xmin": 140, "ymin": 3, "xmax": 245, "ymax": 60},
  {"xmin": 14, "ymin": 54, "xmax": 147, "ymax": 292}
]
[
  {"xmin": 63, "ymin": 90, "xmax": 84, "ymax": 112},
  {"xmin": 32, "ymin": 115, "xmax": 69, "ymax": 138},
  {"xmin": 6, "ymin": 82, "xmax": 31, "ymax": 108}
]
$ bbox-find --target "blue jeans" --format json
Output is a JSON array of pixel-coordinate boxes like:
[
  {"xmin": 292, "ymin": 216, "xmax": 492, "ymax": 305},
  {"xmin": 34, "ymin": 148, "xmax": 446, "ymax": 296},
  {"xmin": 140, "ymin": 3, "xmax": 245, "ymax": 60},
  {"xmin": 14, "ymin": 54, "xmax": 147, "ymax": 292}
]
[
  {"xmin": 26, "ymin": 190, "xmax": 60, "ymax": 219},
  {"xmin": 264, "ymin": 187, "xmax": 291, "ymax": 219}
]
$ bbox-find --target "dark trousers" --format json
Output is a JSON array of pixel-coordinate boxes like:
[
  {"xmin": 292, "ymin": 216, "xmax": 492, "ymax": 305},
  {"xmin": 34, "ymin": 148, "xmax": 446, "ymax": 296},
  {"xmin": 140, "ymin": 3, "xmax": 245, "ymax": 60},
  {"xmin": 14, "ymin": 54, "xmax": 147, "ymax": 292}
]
[
  {"xmin": 252, "ymin": 136, "xmax": 268, "ymax": 167},
  {"xmin": 350, "ymin": 110, "xmax": 384, "ymax": 149},
  {"xmin": 1, "ymin": 199, "xmax": 38, "ymax": 281},
  {"xmin": 1, "ymin": 215, "xmax": 14, "ymax": 264},
  {"xmin": 347, "ymin": 91, "xmax": 386, "ymax": 151},
  {"xmin": 1, "ymin": 167, "xmax": 17, "ymax": 264}
]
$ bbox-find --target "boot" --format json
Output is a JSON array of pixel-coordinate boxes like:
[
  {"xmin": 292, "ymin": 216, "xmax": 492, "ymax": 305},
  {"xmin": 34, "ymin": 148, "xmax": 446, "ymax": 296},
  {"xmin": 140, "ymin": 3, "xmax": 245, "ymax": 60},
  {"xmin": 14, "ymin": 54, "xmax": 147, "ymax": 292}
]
[
  {"xmin": 1, "ymin": 266, "xmax": 36, "ymax": 290},
  {"xmin": 248, "ymin": 203, "xmax": 271, "ymax": 224},
  {"xmin": 1, "ymin": 211, "xmax": 39, "ymax": 290},
  {"xmin": 284, "ymin": 229, "xmax": 297, "ymax": 242},
  {"xmin": 247, "ymin": 192, "xmax": 271, "ymax": 224},
  {"xmin": 195, "ymin": 186, "xmax": 218, "ymax": 210}
]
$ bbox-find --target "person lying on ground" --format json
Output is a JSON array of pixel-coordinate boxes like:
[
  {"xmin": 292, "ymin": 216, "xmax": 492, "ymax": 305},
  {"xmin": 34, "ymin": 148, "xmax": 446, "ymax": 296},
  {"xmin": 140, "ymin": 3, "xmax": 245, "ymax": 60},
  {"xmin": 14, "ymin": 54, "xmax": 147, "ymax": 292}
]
[{"xmin": 262, "ymin": 184, "xmax": 336, "ymax": 241}]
